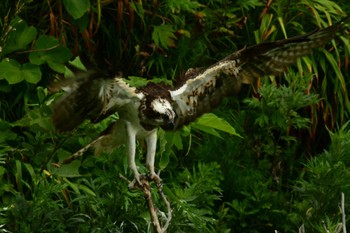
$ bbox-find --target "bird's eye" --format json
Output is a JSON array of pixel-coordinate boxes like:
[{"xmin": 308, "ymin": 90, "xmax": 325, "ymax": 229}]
[
  {"xmin": 162, "ymin": 114, "xmax": 169, "ymax": 120},
  {"xmin": 151, "ymin": 111, "xmax": 162, "ymax": 119}
]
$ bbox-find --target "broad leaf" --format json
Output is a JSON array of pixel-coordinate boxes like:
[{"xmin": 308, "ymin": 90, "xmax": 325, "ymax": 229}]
[
  {"xmin": 63, "ymin": 0, "xmax": 90, "ymax": 19},
  {"xmin": 29, "ymin": 35, "xmax": 72, "ymax": 72},
  {"xmin": 47, "ymin": 61, "xmax": 66, "ymax": 73},
  {"xmin": 191, "ymin": 113, "xmax": 242, "ymax": 138},
  {"xmin": 48, "ymin": 149, "xmax": 81, "ymax": 177},
  {"xmin": 0, "ymin": 59, "xmax": 23, "ymax": 84},
  {"xmin": 2, "ymin": 17, "xmax": 37, "ymax": 55},
  {"xmin": 69, "ymin": 56, "xmax": 87, "ymax": 71},
  {"xmin": 192, "ymin": 125, "xmax": 222, "ymax": 138},
  {"xmin": 0, "ymin": 59, "xmax": 41, "ymax": 84},
  {"xmin": 22, "ymin": 63, "xmax": 42, "ymax": 84}
]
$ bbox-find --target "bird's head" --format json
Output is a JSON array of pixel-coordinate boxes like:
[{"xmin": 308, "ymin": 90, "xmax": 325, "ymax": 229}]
[{"xmin": 139, "ymin": 97, "xmax": 176, "ymax": 130}]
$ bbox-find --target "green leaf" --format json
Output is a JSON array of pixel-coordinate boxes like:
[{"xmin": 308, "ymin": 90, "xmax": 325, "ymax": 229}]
[
  {"xmin": 63, "ymin": 0, "xmax": 90, "ymax": 19},
  {"xmin": 159, "ymin": 151, "xmax": 170, "ymax": 170},
  {"xmin": 152, "ymin": 24, "xmax": 177, "ymax": 49},
  {"xmin": 22, "ymin": 63, "xmax": 42, "ymax": 84},
  {"xmin": 78, "ymin": 184, "xmax": 97, "ymax": 197},
  {"xmin": 17, "ymin": 107, "xmax": 53, "ymax": 130},
  {"xmin": 0, "ymin": 59, "xmax": 23, "ymax": 84},
  {"xmin": 29, "ymin": 35, "xmax": 72, "ymax": 73},
  {"xmin": 166, "ymin": 0, "xmax": 204, "ymax": 13},
  {"xmin": 126, "ymin": 76, "xmax": 149, "ymax": 87},
  {"xmin": 2, "ymin": 17, "xmax": 37, "ymax": 55},
  {"xmin": 29, "ymin": 35, "xmax": 72, "ymax": 65},
  {"xmin": 0, "ymin": 59, "xmax": 41, "ymax": 84},
  {"xmin": 192, "ymin": 113, "xmax": 242, "ymax": 138},
  {"xmin": 69, "ymin": 56, "xmax": 87, "ymax": 71},
  {"xmin": 47, "ymin": 61, "xmax": 66, "ymax": 73},
  {"xmin": 0, "ymin": 120, "xmax": 17, "ymax": 143},
  {"xmin": 48, "ymin": 149, "xmax": 81, "ymax": 177},
  {"xmin": 192, "ymin": 124, "xmax": 222, "ymax": 138},
  {"xmin": 0, "ymin": 82, "xmax": 11, "ymax": 92},
  {"xmin": 323, "ymin": 49, "xmax": 346, "ymax": 91},
  {"xmin": 158, "ymin": 129, "xmax": 171, "ymax": 169}
]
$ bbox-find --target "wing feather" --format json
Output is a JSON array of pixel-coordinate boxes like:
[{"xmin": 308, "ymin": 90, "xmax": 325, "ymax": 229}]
[
  {"xmin": 171, "ymin": 16, "xmax": 349, "ymax": 129},
  {"xmin": 52, "ymin": 72, "xmax": 143, "ymax": 132}
]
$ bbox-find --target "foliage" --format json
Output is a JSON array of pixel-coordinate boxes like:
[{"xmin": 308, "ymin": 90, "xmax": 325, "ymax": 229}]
[
  {"xmin": 0, "ymin": 0, "xmax": 350, "ymax": 232},
  {"xmin": 292, "ymin": 123, "xmax": 350, "ymax": 232}
]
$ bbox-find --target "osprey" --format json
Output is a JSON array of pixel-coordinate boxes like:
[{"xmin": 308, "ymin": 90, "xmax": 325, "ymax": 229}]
[{"xmin": 52, "ymin": 18, "xmax": 349, "ymax": 187}]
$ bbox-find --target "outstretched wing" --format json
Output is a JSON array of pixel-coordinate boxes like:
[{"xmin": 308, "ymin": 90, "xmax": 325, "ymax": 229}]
[
  {"xmin": 170, "ymin": 17, "xmax": 349, "ymax": 129},
  {"xmin": 52, "ymin": 71, "xmax": 144, "ymax": 132}
]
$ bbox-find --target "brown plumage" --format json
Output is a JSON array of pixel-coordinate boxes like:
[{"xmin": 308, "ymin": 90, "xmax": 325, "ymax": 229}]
[{"xmin": 170, "ymin": 16, "xmax": 349, "ymax": 129}]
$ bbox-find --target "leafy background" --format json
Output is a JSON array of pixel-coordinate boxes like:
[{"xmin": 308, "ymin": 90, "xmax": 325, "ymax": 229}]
[{"xmin": 1, "ymin": 0, "xmax": 350, "ymax": 232}]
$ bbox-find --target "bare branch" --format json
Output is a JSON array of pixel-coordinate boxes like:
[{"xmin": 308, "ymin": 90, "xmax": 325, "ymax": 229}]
[
  {"xmin": 119, "ymin": 174, "xmax": 172, "ymax": 233},
  {"xmin": 342, "ymin": 192, "xmax": 347, "ymax": 233},
  {"xmin": 156, "ymin": 181, "xmax": 172, "ymax": 231},
  {"xmin": 298, "ymin": 224, "xmax": 305, "ymax": 233}
]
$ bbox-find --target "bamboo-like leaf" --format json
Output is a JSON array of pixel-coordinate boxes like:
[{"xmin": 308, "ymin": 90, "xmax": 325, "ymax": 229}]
[{"xmin": 323, "ymin": 49, "xmax": 346, "ymax": 92}]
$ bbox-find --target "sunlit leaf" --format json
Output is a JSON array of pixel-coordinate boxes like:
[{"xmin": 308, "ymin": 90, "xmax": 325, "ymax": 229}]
[
  {"xmin": 126, "ymin": 76, "xmax": 149, "ymax": 87},
  {"xmin": 192, "ymin": 113, "xmax": 242, "ymax": 137},
  {"xmin": 47, "ymin": 61, "xmax": 66, "ymax": 73},
  {"xmin": 192, "ymin": 124, "xmax": 222, "ymax": 138},
  {"xmin": 69, "ymin": 56, "xmax": 87, "ymax": 71}
]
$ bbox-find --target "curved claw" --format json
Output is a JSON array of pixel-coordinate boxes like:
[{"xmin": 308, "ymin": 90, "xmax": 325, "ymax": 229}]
[
  {"xmin": 148, "ymin": 172, "xmax": 162, "ymax": 187},
  {"xmin": 128, "ymin": 173, "xmax": 144, "ymax": 189}
]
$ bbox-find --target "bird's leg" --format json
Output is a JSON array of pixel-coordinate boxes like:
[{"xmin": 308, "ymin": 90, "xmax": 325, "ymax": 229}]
[
  {"xmin": 125, "ymin": 121, "xmax": 143, "ymax": 188},
  {"xmin": 145, "ymin": 129, "xmax": 162, "ymax": 185}
]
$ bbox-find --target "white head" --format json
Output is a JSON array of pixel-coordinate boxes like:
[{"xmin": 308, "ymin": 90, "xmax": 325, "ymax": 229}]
[{"xmin": 140, "ymin": 97, "xmax": 176, "ymax": 130}]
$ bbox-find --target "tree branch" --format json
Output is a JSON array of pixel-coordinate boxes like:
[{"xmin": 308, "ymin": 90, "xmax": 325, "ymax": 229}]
[
  {"xmin": 119, "ymin": 174, "xmax": 172, "ymax": 233},
  {"xmin": 342, "ymin": 192, "xmax": 347, "ymax": 233}
]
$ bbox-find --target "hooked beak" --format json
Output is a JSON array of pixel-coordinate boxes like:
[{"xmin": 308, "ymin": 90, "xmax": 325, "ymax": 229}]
[{"xmin": 162, "ymin": 119, "xmax": 175, "ymax": 131}]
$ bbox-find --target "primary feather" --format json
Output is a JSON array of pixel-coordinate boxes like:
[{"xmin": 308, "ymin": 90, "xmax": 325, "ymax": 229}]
[{"xmin": 170, "ymin": 16, "xmax": 349, "ymax": 129}]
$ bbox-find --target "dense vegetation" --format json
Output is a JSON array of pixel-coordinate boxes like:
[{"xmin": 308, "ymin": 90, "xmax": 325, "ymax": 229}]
[{"xmin": 1, "ymin": 0, "xmax": 350, "ymax": 232}]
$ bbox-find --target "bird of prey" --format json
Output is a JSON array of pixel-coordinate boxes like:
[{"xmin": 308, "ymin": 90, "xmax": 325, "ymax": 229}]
[{"xmin": 52, "ymin": 17, "xmax": 349, "ymax": 187}]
